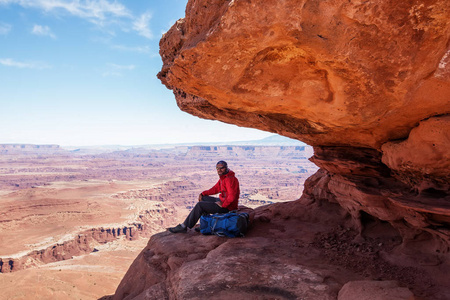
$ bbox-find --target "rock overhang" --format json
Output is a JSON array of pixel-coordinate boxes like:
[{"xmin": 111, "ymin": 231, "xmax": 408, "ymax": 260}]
[
  {"xmin": 105, "ymin": 2, "xmax": 450, "ymax": 298},
  {"xmin": 158, "ymin": 0, "xmax": 450, "ymax": 251},
  {"xmin": 158, "ymin": 0, "xmax": 450, "ymax": 149}
]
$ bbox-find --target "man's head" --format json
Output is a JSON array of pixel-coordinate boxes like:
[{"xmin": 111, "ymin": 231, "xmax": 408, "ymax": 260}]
[{"xmin": 216, "ymin": 160, "xmax": 228, "ymax": 176}]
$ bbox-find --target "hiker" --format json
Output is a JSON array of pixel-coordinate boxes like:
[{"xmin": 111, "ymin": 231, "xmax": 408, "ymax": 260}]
[{"xmin": 168, "ymin": 160, "xmax": 240, "ymax": 233}]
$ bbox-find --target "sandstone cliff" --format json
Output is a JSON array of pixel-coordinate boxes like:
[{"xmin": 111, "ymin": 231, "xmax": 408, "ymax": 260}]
[
  {"xmin": 110, "ymin": 0, "xmax": 449, "ymax": 299},
  {"xmin": 157, "ymin": 0, "xmax": 449, "ymax": 254}
]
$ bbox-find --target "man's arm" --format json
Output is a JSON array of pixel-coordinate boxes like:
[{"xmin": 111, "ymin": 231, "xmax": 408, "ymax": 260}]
[{"xmin": 201, "ymin": 180, "xmax": 221, "ymax": 198}]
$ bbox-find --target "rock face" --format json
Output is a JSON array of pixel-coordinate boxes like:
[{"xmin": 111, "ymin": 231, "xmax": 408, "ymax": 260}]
[
  {"xmin": 382, "ymin": 116, "xmax": 450, "ymax": 193},
  {"xmin": 0, "ymin": 224, "xmax": 146, "ymax": 273},
  {"xmin": 158, "ymin": 0, "xmax": 450, "ymax": 149},
  {"xmin": 338, "ymin": 280, "xmax": 415, "ymax": 300},
  {"xmin": 110, "ymin": 199, "xmax": 448, "ymax": 299},
  {"xmin": 158, "ymin": 0, "xmax": 450, "ymax": 251},
  {"xmin": 110, "ymin": 0, "xmax": 450, "ymax": 299}
]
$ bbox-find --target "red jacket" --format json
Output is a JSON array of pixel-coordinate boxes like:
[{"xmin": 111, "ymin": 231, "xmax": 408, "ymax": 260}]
[{"xmin": 202, "ymin": 170, "xmax": 240, "ymax": 211}]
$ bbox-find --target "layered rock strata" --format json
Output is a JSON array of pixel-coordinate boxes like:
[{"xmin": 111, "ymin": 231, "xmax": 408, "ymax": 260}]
[
  {"xmin": 0, "ymin": 224, "xmax": 146, "ymax": 273},
  {"xmin": 0, "ymin": 203, "xmax": 177, "ymax": 273},
  {"xmin": 158, "ymin": 0, "xmax": 450, "ymax": 251}
]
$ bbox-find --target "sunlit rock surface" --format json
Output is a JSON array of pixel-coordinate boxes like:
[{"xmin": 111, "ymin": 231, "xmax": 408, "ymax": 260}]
[
  {"xmin": 158, "ymin": 0, "xmax": 450, "ymax": 149},
  {"xmin": 157, "ymin": 0, "xmax": 450, "ymax": 251},
  {"xmin": 109, "ymin": 0, "xmax": 450, "ymax": 299}
]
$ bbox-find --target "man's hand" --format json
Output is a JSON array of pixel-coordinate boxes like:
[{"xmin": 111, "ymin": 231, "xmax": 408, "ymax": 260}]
[
  {"xmin": 216, "ymin": 201, "xmax": 222, "ymax": 207},
  {"xmin": 198, "ymin": 193, "xmax": 203, "ymax": 202}
]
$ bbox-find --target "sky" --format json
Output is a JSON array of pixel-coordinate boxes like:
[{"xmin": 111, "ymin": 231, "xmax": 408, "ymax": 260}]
[{"xmin": 0, "ymin": 0, "xmax": 273, "ymax": 146}]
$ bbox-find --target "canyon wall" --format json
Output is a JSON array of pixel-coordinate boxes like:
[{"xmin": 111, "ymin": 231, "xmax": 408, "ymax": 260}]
[
  {"xmin": 158, "ymin": 0, "xmax": 450, "ymax": 251},
  {"xmin": 0, "ymin": 224, "xmax": 144, "ymax": 273},
  {"xmin": 0, "ymin": 206, "xmax": 175, "ymax": 274}
]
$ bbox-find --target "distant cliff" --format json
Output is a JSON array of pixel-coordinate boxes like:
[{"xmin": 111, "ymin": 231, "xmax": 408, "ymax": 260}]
[
  {"xmin": 184, "ymin": 145, "xmax": 313, "ymax": 159},
  {"xmin": 0, "ymin": 144, "xmax": 63, "ymax": 154},
  {"xmin": 0, "ymin": 224, "xmax": 145, "ymax": 273}
]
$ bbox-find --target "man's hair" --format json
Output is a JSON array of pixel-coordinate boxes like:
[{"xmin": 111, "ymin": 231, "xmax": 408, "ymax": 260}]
[{"xmin": 216, "ymin": 160, "xmax": 228, "ymax": 168}]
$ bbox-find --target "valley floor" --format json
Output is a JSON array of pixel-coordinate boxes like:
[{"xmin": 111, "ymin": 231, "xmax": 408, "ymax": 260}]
[{"xmin": 0, "ymin": 145, "xmax": 316, "ymax": 299}]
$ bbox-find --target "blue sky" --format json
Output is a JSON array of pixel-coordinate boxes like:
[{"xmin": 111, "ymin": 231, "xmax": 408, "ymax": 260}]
[{"xmin": 0, "ymin": 0, "xmax": 273, "ymax": 146}]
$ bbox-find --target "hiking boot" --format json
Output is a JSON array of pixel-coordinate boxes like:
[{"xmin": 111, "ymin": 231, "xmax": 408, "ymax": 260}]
[{"xmin": 168, "ymin": 224, "xmax": 187, "ymax": 233}]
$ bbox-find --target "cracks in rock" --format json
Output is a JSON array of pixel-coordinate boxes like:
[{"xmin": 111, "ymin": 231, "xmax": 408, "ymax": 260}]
[{"xmin": 257, "ymin": 113, "xmax": 327, "ymax": 135}]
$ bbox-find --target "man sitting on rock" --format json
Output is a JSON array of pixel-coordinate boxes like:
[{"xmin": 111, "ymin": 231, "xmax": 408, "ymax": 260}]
[{"xmin": 168, "ymin": 160, "xmax": 240, "ymax": 233}]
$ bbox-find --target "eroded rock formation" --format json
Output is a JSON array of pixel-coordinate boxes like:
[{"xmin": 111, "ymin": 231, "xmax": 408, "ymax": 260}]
[
  {"xmin": 0, "ymin": 223, "xmax": 148, "ymax": 273},
  {"xmin": 109, "ymin": 0, "xmax": 450, "ymax": 299},
  {"xmin": 158, "ymin": 0, "xmax": 450, "ymax": 252},
  {"xmin": 158, "ymin": 0, "xmax": 450, "ymax": 148}
]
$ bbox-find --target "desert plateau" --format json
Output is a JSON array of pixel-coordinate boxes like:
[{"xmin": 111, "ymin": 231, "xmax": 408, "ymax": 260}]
[
  {"xmin": 1, "ymin": 0, "xmax": 449, "ymax": 299},
  {"xmin": 0, "ymin": 142, "xmax": 317, "ymax": 299}
]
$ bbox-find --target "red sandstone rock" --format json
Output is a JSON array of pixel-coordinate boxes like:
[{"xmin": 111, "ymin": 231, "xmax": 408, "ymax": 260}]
[
  {"xmin": 338, "ymin": 280, "xmax": 415, "ymax": 300},
  {"xmin": 158, "ymin": 0, "xmax": 450, "ymax": 149},
  {"xmin": 111, "ymin": 0, "xmax": 450, "ymax": 299},
  {"xmin": 382, "ymin": 116, "xmax": 450, "ymax": 194},
  {"xmin": 157, "ymin": 0, "xmax": 450, "ymax": 261},
  {"xmin": 111, "ymin": 197, "xmax": 450, "ymax": 299}
]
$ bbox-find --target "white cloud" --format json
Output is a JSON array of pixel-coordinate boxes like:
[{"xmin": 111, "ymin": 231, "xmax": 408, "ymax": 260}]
[
  {"xmin": 0, "ymin": 58, "xmax": 51, "ymax": 69},
  {"xmin": 0, "ymin": 22, "xmax": 12, "ymax": 35},
  {"xmin": 133, "ymin": 12, "xmax": 152, "ymax": 39},
  {"xmin": 32, "ymin": 24, "xmax": 56, "ymax": 38},
  {"xmin": 1, "ymin": 1, "xmax": 156, "ymax": 39},
  {"xmin": 3, "ymin": 0, "xmax": 131, "ymax": 23}
]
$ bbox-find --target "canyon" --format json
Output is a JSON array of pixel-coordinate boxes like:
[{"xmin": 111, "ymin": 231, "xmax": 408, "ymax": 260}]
[
  {"xmin": 108, "ymin": 0, "xmax": 450, "ymax": 299},
  {"xmin": 0, "ymin": 142, "xmax": 316, "ymax": 298}
]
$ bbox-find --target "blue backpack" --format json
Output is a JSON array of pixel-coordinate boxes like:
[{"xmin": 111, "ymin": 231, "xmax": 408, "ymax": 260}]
[{"xmin": 200, "ymin": 212, "xmax": 249, "ymax": 237}]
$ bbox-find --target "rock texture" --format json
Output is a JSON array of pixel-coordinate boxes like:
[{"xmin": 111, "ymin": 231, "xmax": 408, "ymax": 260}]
[
  {"xmin": 110, "ymin": 198, "xmax": 449, "ymax": 299},
  {"xmin": 381, "ymin": 115, "xmax": 450, "ymax": 193},
  {"xmin": 0, "ymin": 224, "xmax": 147, "ymax": 273},
  {"xmin": 157, "ymin": 0, "xmax": 450, "ymax": 251},
  {"xmin": 338, "ymin": 280, "xmax": 415, "ymax": 300},
  {"xmin": 110, "ymin": 0, "xmax": 450, "ymax": 299},
  {"xmin": 158, "ymin": 0, "xmax": 450, "ymax": 149}
]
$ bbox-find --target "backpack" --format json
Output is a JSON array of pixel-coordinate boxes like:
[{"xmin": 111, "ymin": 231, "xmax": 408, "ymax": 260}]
[{"xmin": 200, "ymin": 212, "xmax": 249, "ymax": 237}]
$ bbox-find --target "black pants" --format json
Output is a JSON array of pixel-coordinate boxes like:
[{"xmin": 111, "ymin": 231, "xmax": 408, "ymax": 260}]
[{"xmin": 183, "ymin": 195, "xmax": 229, "ymax": 228}]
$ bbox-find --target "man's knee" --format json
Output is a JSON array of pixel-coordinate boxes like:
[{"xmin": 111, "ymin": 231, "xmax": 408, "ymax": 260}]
[
  {"xmin": 195, "ymin": 201, "xmax": 211, "ymax": 214},
  {"xmin": 200, "ymin": 195, "xmax": 213, "ymax": 202},
  {"xmin": 194, "ymin": 202, "xmax": 203, "ymax": 211},
  {"xmin": 197, "ymin": 201, "xmax": 209, "ymax": 210}
]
